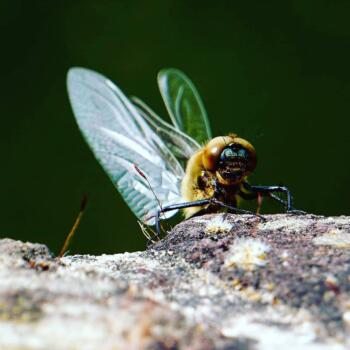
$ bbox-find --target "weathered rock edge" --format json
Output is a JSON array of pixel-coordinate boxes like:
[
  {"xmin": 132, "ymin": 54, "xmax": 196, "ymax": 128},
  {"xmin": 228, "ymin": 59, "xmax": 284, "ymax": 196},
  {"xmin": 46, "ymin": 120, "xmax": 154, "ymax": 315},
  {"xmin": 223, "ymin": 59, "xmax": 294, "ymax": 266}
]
[{"xmin": 0, "ymin": 214, "xmax": 350, "ymax": 350}]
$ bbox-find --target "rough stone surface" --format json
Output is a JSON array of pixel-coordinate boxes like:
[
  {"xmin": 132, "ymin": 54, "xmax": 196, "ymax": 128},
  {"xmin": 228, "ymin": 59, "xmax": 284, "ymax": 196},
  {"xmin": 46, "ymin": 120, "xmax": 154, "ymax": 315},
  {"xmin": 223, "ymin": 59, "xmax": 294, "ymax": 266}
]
[{"xmin": 0, "ymin": 214, "xmax": 350, "ymax": 349}]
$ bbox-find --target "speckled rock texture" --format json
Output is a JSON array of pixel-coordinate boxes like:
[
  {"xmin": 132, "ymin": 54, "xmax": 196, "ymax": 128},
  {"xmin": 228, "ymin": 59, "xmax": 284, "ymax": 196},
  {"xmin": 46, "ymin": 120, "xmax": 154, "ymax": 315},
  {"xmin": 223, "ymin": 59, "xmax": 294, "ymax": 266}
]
[{"xmin": 0, "ymin": 214, "xmax": 350, "ymax": 350}]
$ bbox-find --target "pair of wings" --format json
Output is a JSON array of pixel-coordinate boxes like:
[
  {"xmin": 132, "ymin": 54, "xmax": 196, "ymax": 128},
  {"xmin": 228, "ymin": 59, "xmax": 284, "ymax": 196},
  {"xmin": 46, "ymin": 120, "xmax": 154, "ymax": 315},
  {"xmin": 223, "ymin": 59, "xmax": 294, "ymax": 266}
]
[{"xmin": 67, "ymin": 68, "xmax": 212, "ymax": 225}]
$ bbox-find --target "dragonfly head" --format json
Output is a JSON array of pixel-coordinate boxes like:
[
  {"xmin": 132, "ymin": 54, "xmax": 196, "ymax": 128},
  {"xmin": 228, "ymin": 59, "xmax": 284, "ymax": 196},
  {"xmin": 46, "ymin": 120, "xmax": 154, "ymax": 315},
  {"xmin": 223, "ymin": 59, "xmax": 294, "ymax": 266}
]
[{"xmin": 203, "ymin": 136, "xmax": 257, "ymax": 185}]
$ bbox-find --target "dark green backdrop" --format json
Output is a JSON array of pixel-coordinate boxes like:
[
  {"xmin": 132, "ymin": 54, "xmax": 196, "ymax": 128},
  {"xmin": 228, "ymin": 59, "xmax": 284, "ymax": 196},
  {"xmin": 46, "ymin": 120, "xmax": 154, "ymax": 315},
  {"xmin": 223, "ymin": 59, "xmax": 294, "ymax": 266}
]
[{"xmin": 2, "ymin": 1, "xmax": 350, "ymax": 254}]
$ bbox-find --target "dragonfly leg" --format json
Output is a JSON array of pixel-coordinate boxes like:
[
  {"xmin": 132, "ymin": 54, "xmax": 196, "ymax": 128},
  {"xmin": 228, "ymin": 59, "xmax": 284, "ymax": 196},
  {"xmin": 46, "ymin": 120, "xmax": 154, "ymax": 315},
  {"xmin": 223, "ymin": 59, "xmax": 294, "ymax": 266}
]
[
  {"xmin": 248, "ymin": 185, "xmax": 306, "ymax": 214},
  {"xmin": 154, "ymin": 197, "xmax": 265, "ymax": 238},
  {"xmin": 210, "ymin": 198, "xmax": 266, "ymax": 220},
  {"xmin": 155, "ymin": 199, "xmax": 212, "ymax": 237}
]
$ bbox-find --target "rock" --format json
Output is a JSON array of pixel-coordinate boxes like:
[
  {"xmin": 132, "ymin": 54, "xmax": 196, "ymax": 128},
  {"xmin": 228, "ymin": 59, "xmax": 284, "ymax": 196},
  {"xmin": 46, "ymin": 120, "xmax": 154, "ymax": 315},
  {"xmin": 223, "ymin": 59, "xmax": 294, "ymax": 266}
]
[{"xmin": 0, "ymin": 214, "xmax": 350, "ymax": 349}]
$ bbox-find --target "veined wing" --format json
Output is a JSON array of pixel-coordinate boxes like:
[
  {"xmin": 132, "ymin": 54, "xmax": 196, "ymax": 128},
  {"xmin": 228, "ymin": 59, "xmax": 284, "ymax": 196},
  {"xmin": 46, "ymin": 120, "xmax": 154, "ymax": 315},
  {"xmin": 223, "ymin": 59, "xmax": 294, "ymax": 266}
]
[
  {"xmin": 131, "ymin": 97, "xmax": 201, "ymax": 160},
  {"xmin": 67, "ymin": 67, "xmax": 184, "ymax": 225},
  {"xmin": 158, "ymin": 68, "xmax": 212, "ymax": 145}
]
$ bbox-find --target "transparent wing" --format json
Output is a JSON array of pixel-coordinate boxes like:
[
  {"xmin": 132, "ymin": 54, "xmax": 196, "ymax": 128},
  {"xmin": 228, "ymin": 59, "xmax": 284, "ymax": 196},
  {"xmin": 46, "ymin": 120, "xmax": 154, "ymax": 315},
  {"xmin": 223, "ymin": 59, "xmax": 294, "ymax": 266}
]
[
  {"xmin": 67, "ymin": 67, "xmax": 184, "ymax": 225},
  {"xmin": 131, "ymin": 97, "xmax": 201, "ymax": 160},
  {"xmin": 158, "ymin": 68, "xmax": 212, "ymax": 145}
]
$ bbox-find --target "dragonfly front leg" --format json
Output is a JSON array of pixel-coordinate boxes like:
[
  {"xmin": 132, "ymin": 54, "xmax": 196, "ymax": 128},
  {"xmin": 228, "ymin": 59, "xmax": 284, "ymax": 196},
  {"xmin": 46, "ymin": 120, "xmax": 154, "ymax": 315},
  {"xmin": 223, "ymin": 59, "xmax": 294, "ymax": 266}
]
[{"xmin": 247, "ymin": 184, "xmax": 305, "ymax": 214}]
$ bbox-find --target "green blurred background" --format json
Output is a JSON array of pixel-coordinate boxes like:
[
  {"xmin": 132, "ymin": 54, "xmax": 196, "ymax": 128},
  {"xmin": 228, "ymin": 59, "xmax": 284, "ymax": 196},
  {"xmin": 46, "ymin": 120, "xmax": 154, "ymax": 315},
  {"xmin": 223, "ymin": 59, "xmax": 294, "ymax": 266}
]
[{"xmin": 2, "ymin": 1, "xmax": 350, "ymax": 255}]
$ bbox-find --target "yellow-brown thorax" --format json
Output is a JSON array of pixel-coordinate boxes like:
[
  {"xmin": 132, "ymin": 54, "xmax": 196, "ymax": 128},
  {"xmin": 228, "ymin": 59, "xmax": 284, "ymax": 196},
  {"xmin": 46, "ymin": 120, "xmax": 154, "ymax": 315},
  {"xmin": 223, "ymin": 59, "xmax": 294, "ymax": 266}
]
[{"xmin": 181, "ymin": 135, "xmax": 257, "ymax": 218}]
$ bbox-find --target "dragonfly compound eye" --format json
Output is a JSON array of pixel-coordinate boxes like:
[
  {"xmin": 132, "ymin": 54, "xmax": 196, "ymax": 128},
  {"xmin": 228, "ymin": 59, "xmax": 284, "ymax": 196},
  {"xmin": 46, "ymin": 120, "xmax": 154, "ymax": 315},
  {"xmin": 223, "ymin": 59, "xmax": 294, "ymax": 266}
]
[
  {"xmin": 219, "ymin": 147, "xmax": 248, "ymax": 162},
  {"xmin": 202, "ymin": 136, "xmax": 236, "ymax": 171}
]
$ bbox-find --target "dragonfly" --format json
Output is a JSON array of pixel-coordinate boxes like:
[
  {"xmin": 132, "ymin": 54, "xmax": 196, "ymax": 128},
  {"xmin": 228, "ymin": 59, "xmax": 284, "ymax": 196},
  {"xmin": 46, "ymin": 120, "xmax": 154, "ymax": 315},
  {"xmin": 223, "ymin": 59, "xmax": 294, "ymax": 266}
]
[{"xmin": 67, "ymin": 68, "xmax": 303, "ymax": 238}]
